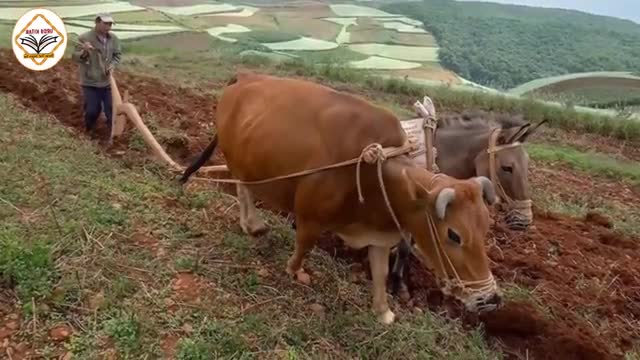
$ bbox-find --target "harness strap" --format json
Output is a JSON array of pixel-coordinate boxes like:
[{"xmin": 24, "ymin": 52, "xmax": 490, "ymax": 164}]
[
  {"xmin": 196, "ymin": 140, "xmax": 417, "ymax": 186},
  {"xmin": 487, "ymin": 128, "xmax": 520, "ymax": 206}
]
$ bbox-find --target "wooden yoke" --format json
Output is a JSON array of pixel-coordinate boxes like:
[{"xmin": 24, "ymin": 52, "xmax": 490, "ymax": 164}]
[{"xmin": 401, "ymin": 96, "xmax": 438, "ymax": 173}]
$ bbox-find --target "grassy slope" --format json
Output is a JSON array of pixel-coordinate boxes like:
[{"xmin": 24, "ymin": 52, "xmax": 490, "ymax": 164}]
[
  {"xmin": 0, "ymin": 94, "xmax": 502, "ymax": 358},
  {"xmin": 381, "ymin": 0, "xmax": 640, "ymax": 90}
]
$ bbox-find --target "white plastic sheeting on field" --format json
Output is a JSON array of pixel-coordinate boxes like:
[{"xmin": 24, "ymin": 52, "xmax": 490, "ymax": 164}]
[
  {"xmin": 263, "ymin": 37, "xmax": 338, "ymax": 51},
  {"xmin": 203, "ymin": 5, "xmax": 259, "ymax": 17},
  {"xmin": 349, "ymin": 56, "xmax": 421, "ymax": 70},
  {"xmin": 382, "ymin": 21, "xmax": 426, "ymax": 33},
  {"xmin": 322, "ymin": 17, "xmax": 357, "ymax": 44},
  {"xmin": 348, "ymin": 43, "xmax": 438, "ymax": 62},
  {"xmin": 206, "ymin": 24, "xmax": 251, "ymax": 43}
]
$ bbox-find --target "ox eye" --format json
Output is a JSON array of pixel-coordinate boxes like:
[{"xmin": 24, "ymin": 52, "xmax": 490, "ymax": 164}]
[
  {"xmin": 448, "ymin": 228, "xmax": 461, "ymax": 245},
  {"xmin": 501, "ymin": 166, "xmax": 513, "ymax": 173}
]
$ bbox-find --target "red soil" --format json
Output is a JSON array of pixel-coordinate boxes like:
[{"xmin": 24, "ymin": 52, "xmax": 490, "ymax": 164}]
[{"xmin": 1, "ymin": 49, "xmax": 638, "ymax": 360}]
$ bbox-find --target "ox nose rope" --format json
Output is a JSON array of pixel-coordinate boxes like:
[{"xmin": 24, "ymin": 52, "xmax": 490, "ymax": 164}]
[{"xmin": 413, "ymin": 175, "xmax": 498, "ymax": 302}]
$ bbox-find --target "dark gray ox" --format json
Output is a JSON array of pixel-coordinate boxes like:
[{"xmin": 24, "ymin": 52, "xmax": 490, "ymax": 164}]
[{"xmin": 388, "ymin": 110, "xmax": 547, "ymax": 296}]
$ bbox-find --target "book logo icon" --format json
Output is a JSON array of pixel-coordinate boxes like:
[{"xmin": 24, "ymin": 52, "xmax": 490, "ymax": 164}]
[{"xmin": 12, "ymin": 8, "xmax": 67, "ymax": 71}]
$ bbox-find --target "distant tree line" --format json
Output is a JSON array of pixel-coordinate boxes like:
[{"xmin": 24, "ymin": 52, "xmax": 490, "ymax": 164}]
[{"xmin": 382, "ymin": 0, "xmax": 640, "ymax": 90}]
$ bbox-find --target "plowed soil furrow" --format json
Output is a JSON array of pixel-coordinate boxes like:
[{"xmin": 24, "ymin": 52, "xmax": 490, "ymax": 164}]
[{"xmin": 1, "ymin": 49, "xmax": 638, "ymax": 360}]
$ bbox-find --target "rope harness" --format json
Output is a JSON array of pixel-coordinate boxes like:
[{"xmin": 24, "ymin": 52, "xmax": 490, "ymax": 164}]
[
  {"xmin": 192, "ymin": 96, "xmax": 498, "ymax": 305},
  {"xmin": 487, "ymin": 128, "xmax": 533, "ymax": 230},
  {"xmin": 409, "ymin": 174, "xmax": 498, "ymax": 307},
  {"xmin": 403, "ymin": 98, "xmax": 497, "ymax": 304}
]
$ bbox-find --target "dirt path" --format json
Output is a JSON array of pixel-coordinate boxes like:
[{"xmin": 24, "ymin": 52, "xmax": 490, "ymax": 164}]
[{"xmin": 1, "ymin": 49, "xmax": 638, "ymax": 360}]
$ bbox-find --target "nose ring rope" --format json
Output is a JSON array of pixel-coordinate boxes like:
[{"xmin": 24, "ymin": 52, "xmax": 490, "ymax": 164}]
[{"xmin": 487, "ymin": 128, "xmax": 533, "ymax": 226}]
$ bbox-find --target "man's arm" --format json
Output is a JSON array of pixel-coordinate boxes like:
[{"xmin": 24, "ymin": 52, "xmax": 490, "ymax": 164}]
[{"xmin": 71, "ymin": 35, "xmax": 91, "ymax": 63}]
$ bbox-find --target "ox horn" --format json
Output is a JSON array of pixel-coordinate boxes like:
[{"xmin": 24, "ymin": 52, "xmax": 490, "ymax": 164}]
[
  {"xmin": 474, "ymin": 176, "xmax": 497, "ymax": 205},
  {"xmin": 435, "ymin": 188, "xmax": 455, "ymax": 220}
]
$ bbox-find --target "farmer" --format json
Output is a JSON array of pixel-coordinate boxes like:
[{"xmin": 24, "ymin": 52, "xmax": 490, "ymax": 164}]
[{"xmin": 71, "ymin": 12, "xmax": 122, "ymax": 138}]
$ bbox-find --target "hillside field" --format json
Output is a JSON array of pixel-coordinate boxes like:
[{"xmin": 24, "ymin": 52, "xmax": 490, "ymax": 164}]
[
  {"xmin": 1, "ymin": 1, "xmax": 640, "ymax": 359},
  {"xmin": 382, "ymin": 0, "xmax": 640, "ymax": 114}
]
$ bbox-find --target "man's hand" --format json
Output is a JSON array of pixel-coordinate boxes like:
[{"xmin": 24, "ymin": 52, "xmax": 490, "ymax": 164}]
[
  {"xmin": 105, "ymin": 64, "xmax": 114, "ymax": 76},
  {"xmin": 80, "ymin": 41, "xmax": 93, "ymax": 58}
]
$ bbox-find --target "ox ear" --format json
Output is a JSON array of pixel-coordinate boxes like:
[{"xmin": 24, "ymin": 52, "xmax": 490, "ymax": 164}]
[
  {"xmin": 500, "ymin": 124, "xmax": 531, "ymax": 144},
  {"xmin": 518, "ymin": 119, "xmax": 548, "ymax": 143},
  {"xmin": 474, "ymin": 176, "xmax": 497, "ymax": 205}
]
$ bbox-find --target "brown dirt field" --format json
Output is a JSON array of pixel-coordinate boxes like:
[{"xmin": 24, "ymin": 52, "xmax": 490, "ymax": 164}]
[
  {"xmin": 348, "ymin": 28, "xmax": 392, "ymax": 43},
  {"xmin": 276, "ymin": 16, "xmax": 341, "ymax": 41},
  {"xmin": 392, "ymin": 32, "xmax": 437, "ymax": 46},
  {"xmin": 347, "ymin": 17, "xmax": 436, "ymax": 46},
  {"xmin": 0, "ymin": 49, "xmax": 220, "ymax": 166},
  {"xmin": 348, "ymin": 28, "xmax": 436, "ymax": 46},
  {"xmin": 1, "ymin": 48, "xmax": 639, "ymax": 360},
  {"xmin": 537, "ymin": 126, "xmax": 640, "ymax": 163},
  {"xmin": 530, "ymin": 164, "xmax": 640, "ymax": 206}
]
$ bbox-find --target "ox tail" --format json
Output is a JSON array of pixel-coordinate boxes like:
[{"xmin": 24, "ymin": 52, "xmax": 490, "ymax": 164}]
[{"xmin": 179, "ymin": 133, "xmax": 218, "ymax": 184}]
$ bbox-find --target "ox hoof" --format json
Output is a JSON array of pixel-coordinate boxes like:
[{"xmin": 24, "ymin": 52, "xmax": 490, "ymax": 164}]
[
  {"xmin": 287, "ymin": 267, "xmax": 311, "ymax": 286},
  {"xmin": 377, "ymin": 309, "xmax": 395, "ymax": 325},
  {"xmin": 240, "ymin": 218, "xmax": 268, "ymax": 237}
]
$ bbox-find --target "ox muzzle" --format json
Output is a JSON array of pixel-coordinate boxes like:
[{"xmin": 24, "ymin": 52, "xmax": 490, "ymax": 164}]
[{"xmin": 501, "ymin": 199, "xmax": 533, "ymax": 231}]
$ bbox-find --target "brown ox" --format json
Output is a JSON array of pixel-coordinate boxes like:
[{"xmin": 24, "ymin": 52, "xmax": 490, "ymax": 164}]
[{"xmin": 180, "ymin": 71, "xmax": 502, "ymax": 324}]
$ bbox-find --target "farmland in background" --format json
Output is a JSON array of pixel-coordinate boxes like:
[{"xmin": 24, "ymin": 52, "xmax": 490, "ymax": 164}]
[{"xmin": 382, "ymin": 0, "xmax": 640, "ymax": 117}]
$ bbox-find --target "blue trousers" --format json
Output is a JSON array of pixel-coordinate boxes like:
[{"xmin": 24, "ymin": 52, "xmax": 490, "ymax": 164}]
[{"xmin": 82, "ymin": 85, "xmax": 112, "ymax": 131}]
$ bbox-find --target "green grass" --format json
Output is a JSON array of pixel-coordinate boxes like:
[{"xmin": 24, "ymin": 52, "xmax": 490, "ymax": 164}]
[
  {"xmin": 229, "ymin": 30, "xmax": 300, "ymax": 44},
  {"xmin": 533, "ymin": 190, "xmax": 640, "ymax": 237},
  {"xmin": 528, "ymin": 143, "xmax": 640, "ymax": 184},
  {"xmin": 527, "ymin": 142, "xmax": 640, "ymax": 236},
  {"xmin": 0, "ymin": 23, "xmax": 12, "ymax": 48},
  {"xmin": 0, "ymin": 92, "xmax": 504, "ymax": 357},
  {"xmin": 533, "ymin": 86, "xmax": 640, "ymax": 110}
]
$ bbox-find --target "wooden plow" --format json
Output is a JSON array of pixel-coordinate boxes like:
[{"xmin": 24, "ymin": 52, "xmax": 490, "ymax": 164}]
[{"xmin": 108, "ymin": 73, "xmax": 227, "ymax": 174}]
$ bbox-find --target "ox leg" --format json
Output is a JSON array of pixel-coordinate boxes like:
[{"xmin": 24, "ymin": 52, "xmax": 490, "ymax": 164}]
[
  {"xmin": 389, "ymin": 237, "xmax": 411, "ymax": 301},
  {"xmin": 286, "ymin": 220, "xmax": 319, "ymax": 286},
  {"xmin": 369, "ymin": 245, "xmax": 395, "ymax": 324},
  {"xmin": 237, "ymin": 184, "xmax": 268, "ymax": 236}
]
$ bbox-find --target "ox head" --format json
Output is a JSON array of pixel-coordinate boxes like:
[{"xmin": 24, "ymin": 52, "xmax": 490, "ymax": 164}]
[
  {"xmin": 472, "ymin": 120, "xmax": 547, "ymax": 230},
  {"xmin": 400, "ymin": 168, "xmax": 502, "ymax": 313}
]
